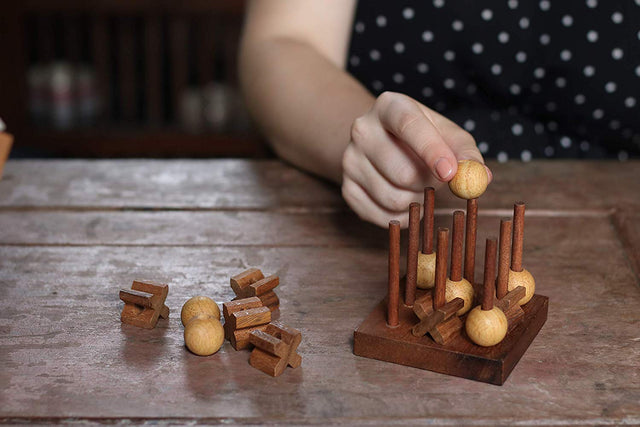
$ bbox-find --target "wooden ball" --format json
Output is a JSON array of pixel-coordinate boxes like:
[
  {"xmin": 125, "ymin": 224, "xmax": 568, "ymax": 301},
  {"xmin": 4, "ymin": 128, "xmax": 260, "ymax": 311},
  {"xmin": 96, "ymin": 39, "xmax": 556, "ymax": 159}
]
[
  {"xmin": 508, "ymin": 268, "xmax": 535, "ymax": 305},
  {"xmin": 465, "ymin": 306, "xmax": 508, "ymax": 347},
  {"xmin": 448, "ymin": 160, "xmax": 489, "ymax": 200},
  {"xmin": 184, "ymin": 317, "xmax": 224, "ymax": 356},
  {"xmin": 181, "ymin": 296, "xmax": 220, "ymax": 327},
  {"xmin": 445, "ymin": 278, "xmax": 475, "ymax": 315},
  {"xmin": 417, "ymin": 252, "xmax": 436, "ymax": 289}
]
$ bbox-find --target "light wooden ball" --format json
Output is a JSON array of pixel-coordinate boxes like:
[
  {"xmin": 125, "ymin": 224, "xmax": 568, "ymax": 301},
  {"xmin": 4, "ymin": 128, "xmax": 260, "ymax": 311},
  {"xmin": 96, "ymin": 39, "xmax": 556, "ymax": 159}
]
[
  {"xmin": 508, "ymin": 268, "xmax": 535, "ymax": 305},
  {"xmin": 445, "ymin": 278, "xmax": 475, "ymax": 315},
  {"xmin": 184, "ymin": 317, "xmax": 225, "ymax": 356},
  {"xmin": 448, "ymin": 160, "xmax": 489, "ymax": 200},
  {"xmin": 417, "ymin": 252, "xmax": 436, "ymax": 289},
  {"xmin": 465, "ymin": 306, "xmax": 508, "ymax": 347},
  {"xmin": 181, "ymin": 296, "xmax": 220, "ymax": 326}
]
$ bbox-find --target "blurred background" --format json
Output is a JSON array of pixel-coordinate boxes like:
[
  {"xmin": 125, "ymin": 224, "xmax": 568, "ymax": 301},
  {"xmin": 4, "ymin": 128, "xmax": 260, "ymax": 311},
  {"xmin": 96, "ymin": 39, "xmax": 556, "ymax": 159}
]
[{"xmin": 0, "ymin": 0, "xmax": 269, "ymax": 158}]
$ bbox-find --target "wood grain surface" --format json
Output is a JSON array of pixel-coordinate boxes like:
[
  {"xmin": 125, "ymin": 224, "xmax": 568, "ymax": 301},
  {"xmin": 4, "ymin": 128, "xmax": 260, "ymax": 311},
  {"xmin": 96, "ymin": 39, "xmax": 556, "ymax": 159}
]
[{"xmin": 0, "ymin": 160, "xmax": 639, "ymax": 425}]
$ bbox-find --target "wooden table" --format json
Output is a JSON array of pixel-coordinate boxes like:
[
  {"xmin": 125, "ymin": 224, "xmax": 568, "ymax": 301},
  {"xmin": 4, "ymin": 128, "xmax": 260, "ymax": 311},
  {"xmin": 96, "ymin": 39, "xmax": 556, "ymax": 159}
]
[{"xmin": 1, "ymin": 160, "xmax": 639, "ymax": 425}]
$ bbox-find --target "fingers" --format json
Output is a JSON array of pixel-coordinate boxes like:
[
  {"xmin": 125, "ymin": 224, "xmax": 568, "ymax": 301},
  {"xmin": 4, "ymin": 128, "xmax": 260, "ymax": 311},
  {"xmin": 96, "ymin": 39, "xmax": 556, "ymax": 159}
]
[
  {"xmin": 342, "ymin": 175, "xmax": 410, "ymax": 228},
  {"xmin": 375, "ymin": 92, "xmax": 458, "ymax": 182}
]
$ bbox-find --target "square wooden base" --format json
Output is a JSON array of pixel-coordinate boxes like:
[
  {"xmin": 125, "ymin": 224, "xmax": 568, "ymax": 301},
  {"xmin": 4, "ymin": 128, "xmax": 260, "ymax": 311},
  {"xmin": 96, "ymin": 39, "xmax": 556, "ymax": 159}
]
[{"xmin": 354, "ymin": 289, "xmax": 548, "ymax": 385}]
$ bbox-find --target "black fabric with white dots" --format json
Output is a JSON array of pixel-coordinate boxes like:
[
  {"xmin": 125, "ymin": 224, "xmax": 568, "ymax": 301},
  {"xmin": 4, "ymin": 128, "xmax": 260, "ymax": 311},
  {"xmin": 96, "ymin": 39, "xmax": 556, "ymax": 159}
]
[{"xmin": 347, "ymin": 0, "xmax": 640, "ymax": 161}]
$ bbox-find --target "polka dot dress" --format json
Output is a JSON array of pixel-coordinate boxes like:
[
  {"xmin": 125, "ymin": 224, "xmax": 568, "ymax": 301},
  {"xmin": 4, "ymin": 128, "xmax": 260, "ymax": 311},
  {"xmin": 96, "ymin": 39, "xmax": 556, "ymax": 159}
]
[{"xmin": 347, "ymin": 0, "xmax": 640, "ymax": 161}]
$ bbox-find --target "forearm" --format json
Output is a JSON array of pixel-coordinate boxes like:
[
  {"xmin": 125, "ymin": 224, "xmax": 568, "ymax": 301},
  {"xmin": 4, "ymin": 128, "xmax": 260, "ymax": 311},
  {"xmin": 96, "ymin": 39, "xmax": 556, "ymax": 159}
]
[{"xmin": 239, "ymin": 37, "xmax": 374, "ymax": 183}]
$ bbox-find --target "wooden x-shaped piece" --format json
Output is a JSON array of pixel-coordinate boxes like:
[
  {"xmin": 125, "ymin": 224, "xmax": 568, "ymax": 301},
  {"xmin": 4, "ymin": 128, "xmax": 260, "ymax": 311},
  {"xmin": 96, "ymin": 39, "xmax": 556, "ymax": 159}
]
[
  {"xmin": 119, "ymin": 280, "xmax": 169, "ymax": 329},
  {"xmin": 412, "ymin": 295, "xmax": 464, "ymax": 345},
  {"xmin": 249, "ymin": 321, "xmax": 302, "ymax": 377},
  {"xmin": 495, "ymin": 285, "xmax": 526, "ymax": 332},
  {"xmin": 230, "ymin": 268, "xmax": 280, "ymax": 315}
]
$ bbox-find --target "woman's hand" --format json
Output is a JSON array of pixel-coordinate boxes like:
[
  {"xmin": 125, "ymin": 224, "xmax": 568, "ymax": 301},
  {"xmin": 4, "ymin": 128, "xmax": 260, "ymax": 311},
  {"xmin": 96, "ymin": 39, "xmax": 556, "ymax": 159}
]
[{"xmin": 342, "ymin": 91, "xmax": 491, "ymax": 227}]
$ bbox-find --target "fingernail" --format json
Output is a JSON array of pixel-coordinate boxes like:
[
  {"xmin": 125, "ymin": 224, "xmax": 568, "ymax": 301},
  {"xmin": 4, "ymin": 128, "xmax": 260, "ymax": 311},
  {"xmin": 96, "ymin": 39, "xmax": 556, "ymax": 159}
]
[
  {"xmin": 434, "ymin": 157, "xmax": 453, "ymax": 181},
  {"xmin": 485, "ymin": 165, "xmax": 493, "ymax": 182}
]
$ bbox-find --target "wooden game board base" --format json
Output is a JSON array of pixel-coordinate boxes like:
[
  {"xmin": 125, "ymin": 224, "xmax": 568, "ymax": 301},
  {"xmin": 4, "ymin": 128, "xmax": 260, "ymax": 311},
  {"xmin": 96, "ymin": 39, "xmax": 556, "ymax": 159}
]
[{"xmin": 354, "ymin": 290, "xmax": 548, "ymax": 385}]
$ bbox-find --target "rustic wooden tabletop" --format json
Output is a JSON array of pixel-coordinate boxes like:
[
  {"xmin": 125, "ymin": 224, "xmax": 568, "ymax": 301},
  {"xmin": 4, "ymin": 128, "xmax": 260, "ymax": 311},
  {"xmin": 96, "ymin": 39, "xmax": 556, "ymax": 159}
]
[{"xmin": 0, "ymin": 159, "xmax": 638, "ymax": 425}]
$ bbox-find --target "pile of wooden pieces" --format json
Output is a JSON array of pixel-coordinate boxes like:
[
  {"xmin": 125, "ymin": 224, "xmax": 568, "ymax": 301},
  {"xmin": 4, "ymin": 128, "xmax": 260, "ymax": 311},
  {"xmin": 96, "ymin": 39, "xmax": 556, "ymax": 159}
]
[
  {"xmin": 230, "ymin": 268, "xmax": 280, "ymax": 315},
  {"xmin": 119, "ymin": 280, "xmax": 170, "ymax": 329}
]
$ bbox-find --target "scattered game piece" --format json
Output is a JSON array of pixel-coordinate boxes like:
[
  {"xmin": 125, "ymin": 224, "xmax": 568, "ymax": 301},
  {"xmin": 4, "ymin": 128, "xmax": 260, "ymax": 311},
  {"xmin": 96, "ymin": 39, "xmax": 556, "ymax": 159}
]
[
  {"xmin": 249, "ymin": 321, "xmax": 301, "ymax": 377},
  {"xmin": 444, "ymin": 210, "xmax": 475, "ymax": 315},
  {"xmin": 353, "ymin": 186, "xmax": 549, "ymax": 385},
  {"xmin": 184, "ymin": 316, "xmax": 225, "ymax": 356},
  {"xmin": 0, "ymin": 125, "xmax": 14, "ymax": 180},
  {"xmin": 230, "ymin": 268, "xmax": 280, "ymax": 314},
  {"xmin": 223, "ymin": 297, "xmax": 271, "ymax": 350},
  {"xmin": 181, "ymin": 296, "xmax": 220, "ymax": 326},
  {"xmin": 417, "ymin": 187, "xmax": 436, "ymax": 289},
  {"xmin": 119, "ymin": 280, "xmax": 170, "ymax": 329},
  {"xmin": 448, "ymin": 159, "xmax": 489, "ymax": 199},
  {"xmin": 507, "ymin": 202, "xmax": 536, "ymax": 305},
  {"xmin": 465, "ymin": 238, "xmax": 508, "ymax": 347}
]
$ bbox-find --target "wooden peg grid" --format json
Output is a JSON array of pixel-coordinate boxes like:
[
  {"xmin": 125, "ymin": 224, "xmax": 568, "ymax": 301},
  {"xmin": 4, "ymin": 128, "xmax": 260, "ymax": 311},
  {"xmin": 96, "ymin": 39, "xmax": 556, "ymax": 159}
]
[
  {"xmin": 249, "ymin": 321, "xmax": 302, "ymax": 377},
  {"xmin": 223, "ymin": 297, "xmax": 271, "ymax": 350},
  {"xmin": 119, "ymin": 280, "xmax": 169, "ymax": 329}
]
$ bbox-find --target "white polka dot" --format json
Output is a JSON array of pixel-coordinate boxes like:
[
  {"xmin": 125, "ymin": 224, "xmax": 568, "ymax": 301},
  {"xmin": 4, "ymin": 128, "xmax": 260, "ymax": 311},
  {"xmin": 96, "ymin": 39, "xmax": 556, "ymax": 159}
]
[
  {"xmin": 508, "ymin": 0, "xmax": 519, "ymax": 9},
  {"xmin": 534, "ymin": 123, "xmax": 545, "ymax": 134},
  {"xmin": 586, "ymin": 0, "xmax": 597, "ymax": 8},
  {"xmin": 521, "ymin": 150, "xmax": 532, "ymax": 162},
  {"xmin": 444, "ymin": 50, "xmax": 456, "ymax": 61},
  {"xmin": 539, "ymin": 0, "xmax": 550, "ymax": 11},
  {"xmin": 556, "ymin": 77, "xmax": 567, "ymax": 88},
  {"xmin": 497, "ymin": 151, "xmax": 509, "ymax": 163},
  {"xmin": 580, "ymin": 140, "xmax": 590, "ymax": 151},
  {"xmin": 464, "ymin": 119, "xmax": 476, "ymax": 131},
  {"xmin": 562, "ymin": 15, "xmax": 574, "ymax": 26},
  {"xmin": 393, "ymin": 73, "xmax": 404, "ymax": 84},
  {"xmin": 575, "ymin": 94, "xmax": 586, "ymax": 104},
  {"xmin": 472, "ymin": 43, "xmax": 484, "ymax": 54},
  {"xmin": 417, "ymin": 63, "xmax": 429, "ymax": 73},
  {"xmin": 583, "ymin": 65, "xmax": 595, "ymax": 77},
  {"xmin": 611, "ymin": 12, "xmax": 624, "ymax": 24},
  {"xmin": 586, "ymin": 30, "xmax": 599, "ymax": 42},
  {"xmin": 372, "ymin": 80, "xmax": 383, "ymax": 91},
  {"xmin": 452, "ymin": 20, "xmax": 464, "ymax": 31},
  {"xmin": 498, "ymin": 32, "xmax": 510, "ymax": 44},
  {"xmin": 519, "ymin": 17, "xmax": 530, "ymax": 29},
  {"xmin": 491, "ymin": 64, "xmax": 503, "ymax": 75},
  {"xmin": 403, "ymin": 7, "xmax": 415, "ymax": 19},
  {"xmin": 376, "ymin": 15, "xmax": 387, "ymax": 27},
  {"xmin": 593, "ymin": 109, "xmax": 604, "ymax": 119},
  {"xmin": 433, "ymin": 0, "xmax": 445, "ymax": 8},
  {"xmin": 531, "ymin": 83, "xmax": 542, "ymax": 93},
  {"xmin": 478, "ymin": 141, "xmax": 489, "ymax": 153},
  {"xmin": 612, "ymin": 48, "xmax": 624, "ymax": 60},
  {"xmin": 560, "ymin": 136, "xmax": 572, "ymax": 148},
  {"xmin": 546, "ymin": 101, "xmax": 557, "ymax": 112},
  {"xmin": 422, "ymin": 31, "xmax": 434, "ymax": 42},
  {"xmin": 540, "ymin": 34, "xmax": 551, "ymax": 45},
  {"xmin": 618, "ymin": 151, "xmax": 629, "ymax": 161},
  {"xmin": 534, "ymin": 67, "xmax": 545, "ymax": 78},
  {"xmin": 370, "ymin": 50, "xmax": 381, "ymax": 61},
  {"xmin": 444, "ymin": 78, "xmax": 455, "ymax": 89},
  {"xmin": 350, "ymin": 56, "xmax": 360, "ymax": 67},
  {"xmin": 547, "ymin": 121, "xmax": 558, "ymax": 131},
  {"xmin": 560, "ymin": 49, "xmax": 572, "ymax": 61},
  {"xmin": 422, "ymin": 87, "xmax": 434, "ymax": 97},
  {"xmin": 466, "ymin": 84, "xmax": 477, "ymax": 95},
  {"xmin": 490, "ymin": 111, "xmax": 501, "ymax": 121},
  {"xmin": 355, "ymin": 22, "xmax": 365, "ymax": 33},
  {"xmin": 544, "ymin": 146, "xmax": 555, "ymax": 156},
  {"xmin": 510, "ymin": 84, "xmax": 522, "ymax": 95},
  {"xmin": 605, "ymin": 82, "xmax": 617, "ymax": 93},
  {"xmin": 512, "ymin": 123, "xmax": 523, "ymax": 135},
  {"xmin": 394, "ymin": 42, "xmax": 405, "ymax": 53},
  {"xmin": 609, "ymin": 120, "xmax": 621, "ymax": 130},
  {"xmin": 515, "ymin": 51, "xmax": 527, "ymax": 63},
  {"xmin": 625, "ymin": 97, "xmax": 637, "ymax": 108}
]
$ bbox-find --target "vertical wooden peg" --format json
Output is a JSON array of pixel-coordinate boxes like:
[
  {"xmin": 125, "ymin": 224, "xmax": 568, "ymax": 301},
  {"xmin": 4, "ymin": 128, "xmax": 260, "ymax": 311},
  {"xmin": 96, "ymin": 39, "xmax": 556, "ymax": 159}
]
[
  {"xmin": 387, "ymin": 220, "xmax": 400, "ymax": 327},
  {"xmin": 496, "ymin": 218, "xmax": 512, "ymax": 299},
  {"xmin": 464, "ymin": 198, "xmax": 478, "ymax": 283},
  {"xmin": 405, "ymin": 202, "xmax": 420, "ymax": 307},
  {"xmin": 434, "ymin": 228, "xmax": 449, "ymax": 310}
]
